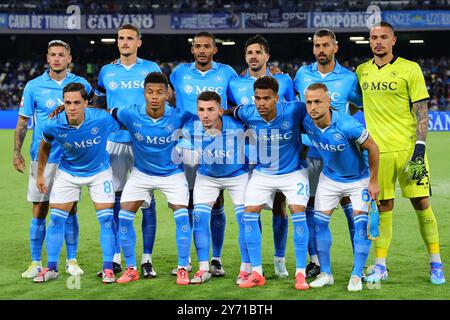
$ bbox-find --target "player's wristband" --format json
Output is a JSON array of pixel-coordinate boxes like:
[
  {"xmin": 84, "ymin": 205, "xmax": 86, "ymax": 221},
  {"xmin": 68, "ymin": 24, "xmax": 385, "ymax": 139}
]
[{"xmin": 412, "ymin": 142, "xmax": 426, "ymax": 161}]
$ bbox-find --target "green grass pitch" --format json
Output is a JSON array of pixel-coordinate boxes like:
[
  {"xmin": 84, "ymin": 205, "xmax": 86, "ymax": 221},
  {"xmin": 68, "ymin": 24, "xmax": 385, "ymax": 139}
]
[{"xmin": 0, "ymin": 130, "xmax": 449, "ymax": 300}]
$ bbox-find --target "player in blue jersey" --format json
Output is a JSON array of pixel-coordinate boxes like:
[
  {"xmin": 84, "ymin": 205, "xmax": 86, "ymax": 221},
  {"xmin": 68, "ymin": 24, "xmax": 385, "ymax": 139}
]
[
  {"xmin": 228, "ymin": 35, "xmax": 297, "ymax": 279},
  {"xmin": 294, "ymin": 29, "xmax": 363, "ymax": 279},
  {"xmin": 227, "ymin": 76, "xmax": 310, "ymax": 290},
  {"xmin": 178, "ymin": 91, "xmax": 250, "ymax": 285},
  {"xmin": 33, "ymin": 83, "xmax": 119, "ymax": 284},
  {"xmin": 93, "ymin": 24, "xmax": 162, "ymax": 278},
  {"xmin": 169, "ymin": 32, "xmax": 238, "ymax": 276},
  {"xmin": 110, "ymin": 72, "xmax": 193, "ymax": 285},
  {"xmin": 13, "ymin": 40, "xmax": 92, "ymax": 279},
  {"xmin": 301, "ymin": 83, "xmax": 379, "ymax": 291}
]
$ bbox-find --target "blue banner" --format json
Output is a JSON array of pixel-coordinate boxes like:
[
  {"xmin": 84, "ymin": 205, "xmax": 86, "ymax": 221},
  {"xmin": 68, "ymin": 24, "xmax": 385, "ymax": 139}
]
[
  {"xmin": 429, "ymin": 111, "xmax": 450, "ymax": 131},
  {"xmin": 243, "ymin": 10, "xmax": 308, "ymax": 28},
  {"xmin": 0, "ymin": 13, "xmax": 7, "ymax": 29},
  {"xmin": 383, "ymin": 10, "xmax": 450, "ymax": 29},
  {"xmin": 86, "ymin": 14, "xmax": 154, "ymax": 30},
  {"xmin": 7, "ymin": 14, "xmax": 74, "ymax": 30},
  {"xmin": 171, "ymin": 13, "xmax": 240, "ymax": 30},
  {"xmin": 0, "ymin": 110, "xmax": 34, "ymax": 129},
  {"xmin": 310, "ymin": 12, "xmax": 372, "ymax": 28}
]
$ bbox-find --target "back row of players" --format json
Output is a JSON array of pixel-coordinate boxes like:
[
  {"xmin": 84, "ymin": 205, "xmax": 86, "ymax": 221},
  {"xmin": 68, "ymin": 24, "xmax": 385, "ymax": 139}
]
[{"xmin": 13, "ymin": 23, "xmax": 445, "ymax": 290}]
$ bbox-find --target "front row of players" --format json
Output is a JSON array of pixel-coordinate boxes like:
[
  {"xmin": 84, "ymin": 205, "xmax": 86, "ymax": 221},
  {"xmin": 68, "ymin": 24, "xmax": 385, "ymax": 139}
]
[{"xmin": 34, "ymin": 73, "xmax": 379, "ymax": 291}]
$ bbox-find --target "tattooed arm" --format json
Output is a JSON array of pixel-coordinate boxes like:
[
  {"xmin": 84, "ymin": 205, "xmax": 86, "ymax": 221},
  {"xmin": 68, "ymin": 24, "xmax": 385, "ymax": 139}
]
[
  {"xmin": 13, "ymin": 115, "xmax": 29, "ymax": 173},
  {"xmin": 413, "ymin": 99, "xmax": 429, "ymax": 143}
]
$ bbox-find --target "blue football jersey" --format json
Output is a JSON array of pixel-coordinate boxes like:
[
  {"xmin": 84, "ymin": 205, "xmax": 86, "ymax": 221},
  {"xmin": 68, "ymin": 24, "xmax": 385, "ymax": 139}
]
[
  {"xmin": 94, "ymin": 58, "xmax": 161, "ymax": 143},
  {"xmin": 181, "ymin": 115, "xmax": 247, "ymax": 178},
  {"xmin": 170, "ymin": 61, "xmax": 237, "ymax": 115},
  {"xmin": 115, "ymin": 104, "xmax": 192, "ymax": 176},
  {"xmin": 228, "ymin": 69, "xmax": 296, "ymax": 106},
  {"xmin": 19, "ymin": 71, "xmax": 92, "ymax": 163},
  {"xmin": 235, "ymin": 101, "xmax": 307, "ymax": 175},
  {"xmin": 294, "ymin": 60, "xmax": 362, "ymax": 159},
  {"xmin": 42, "ymin": 108, "xmax": 120, "ymax": 177},
  {"xmin": 302, "ymin": 111, "xmax": 370, "ymax": 183}
]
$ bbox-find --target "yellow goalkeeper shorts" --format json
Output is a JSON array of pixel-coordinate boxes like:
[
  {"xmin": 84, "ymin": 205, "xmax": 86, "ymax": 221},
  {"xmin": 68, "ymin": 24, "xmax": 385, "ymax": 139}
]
[{"xmin": 378, "ymin": 149, "xmax": 431, "ymax": 200}]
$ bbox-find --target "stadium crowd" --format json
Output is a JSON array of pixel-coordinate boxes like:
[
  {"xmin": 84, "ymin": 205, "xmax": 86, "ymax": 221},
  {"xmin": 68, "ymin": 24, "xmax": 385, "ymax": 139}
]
[
  {"xmin": 1, "ymin": 0, "xmax": 449, "ymax": 13},
  {"xmin": 1, "ymin": 56, "xmax": 448, "ymax": 111}
]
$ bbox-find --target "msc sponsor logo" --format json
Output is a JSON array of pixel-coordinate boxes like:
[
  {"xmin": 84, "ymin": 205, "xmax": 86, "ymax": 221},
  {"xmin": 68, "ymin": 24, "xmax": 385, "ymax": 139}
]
[
  {"xmin": 205, "ymin": 149, "xmax": 235, "ymax": 158},
  {"xmin": 145, "ymin": 135, "xmax": 174, "ymax": 144},
  {"xmin": 195, "ymin": 86, "xmax": 224, "ymax": 95},
  {"xmin": 313, "ymin": 140, "xmax": 346, "ymax": 152},
  {"xmin": 362, "ymin": 81, "xmax": 398, "ymax": 91},
  {"xmin": 258, "ymin": 131, "xmax": 292, "ymax": 142},
  {"xmin": 108, "ymin": 80, "xmax": 145, "ymax": 90},
  {"xmin": 73, "ymin": 136, "xmax": 102, "ymax": 148}
]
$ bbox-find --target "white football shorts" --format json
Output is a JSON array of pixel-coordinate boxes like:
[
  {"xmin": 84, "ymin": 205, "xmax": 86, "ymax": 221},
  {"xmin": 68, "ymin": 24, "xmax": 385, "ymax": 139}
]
[
  {"xmin": 121, "ymin": 168, "xmax": 189, "ymax": 208},
  {"xmin": 27, "ymin": 161, "xmax": 58, "ymax": 202},
  {"xmin": 193, "ymin": 172, "xmax": 249, "ymax": 206},
  {"xmin": 107, "ymin": 141, "xmax": 133, "ymax": 192},
  {"xmin": 314, "ymin": 173, "xmax": 369, "ymax": 212},
  {"xmin": 244, "ymin": 169, "xmax": 309, "ymax": 209},
  {"xmin": 50, "ymin": 168, "xmax": 115, "ymax": 204},
  {"xmin": 307, "ymin": 157, "xmax": 323, "ymax": 197}
]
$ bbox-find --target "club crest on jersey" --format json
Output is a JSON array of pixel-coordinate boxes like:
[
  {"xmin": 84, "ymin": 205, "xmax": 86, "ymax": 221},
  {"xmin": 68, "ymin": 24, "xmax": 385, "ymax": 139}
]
[
  {"xmin": 46, "ymin": 99, "xmax": 55, "ymax": 108},
  {"xmin": 281, "ymin": 121, "xmax": 290, "ymax": 130},
  {"xmin": 108, "ymin": 81, "xmax": 119, "ymax": 91},
  {"xmin": 165, "ymin": 124, "xmax": 174, "ymax": 132},
  {"xmin": 91, "ymin": 127, "xmax": 99, "ymax": 135},
  {"xmin": 215, "ymin": 76, "xmax": 223, "ymax": 83},
  {"xmin": 335, "ymin": 81, "xmax": 342, "ymax": 88},
  {"xmin": 390, "ymin": 71, "xmax": 398, "ymax": 77},
  {"xmin": 140, "ymin": 71, "xmax": 148, "ymax": 77},
  {"xmin": 240, "ymin": 97, "xmax": 250, "ymax": 105},
  {"xmin": 134, "ymin": 132, "xmax": 144, "ymax": 142},
  {"xmin": 333, "ymin": 133, "xmax": 344, "ymax": 141},
  {"xmin": 184, "ymin": 84, "xmax": 194, "ymax": 94}
]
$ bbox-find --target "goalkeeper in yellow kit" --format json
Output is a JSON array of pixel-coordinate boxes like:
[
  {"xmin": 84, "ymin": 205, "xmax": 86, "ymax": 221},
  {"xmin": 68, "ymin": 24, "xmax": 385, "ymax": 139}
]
[{"xmin": 356, "ymin": 21, "xmax": 445, "ymax": 285}]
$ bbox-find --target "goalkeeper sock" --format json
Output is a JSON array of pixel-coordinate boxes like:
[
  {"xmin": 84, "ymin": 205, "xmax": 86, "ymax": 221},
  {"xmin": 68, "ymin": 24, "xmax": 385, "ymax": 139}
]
[
  {"xmin": 65, "ymin": 214, "xmax": 79, "ymax": 260},
  {"xmin": 375, "ymin": 210, "xmax": 393, "ymax": 261},
  {"xmin": 113, "ymin": 194, "xmax": 122, "ymax": 256},
  {"xmin": 141, "ymin": 198, "xmax": 157, "ymax": 255},
  {"xmin": 305, "ymin": 206, "xmax": 317, "ymax": 257},
  {"xmin": 415, "ymin": 206, "xmax": 441, "ymax": 260}
]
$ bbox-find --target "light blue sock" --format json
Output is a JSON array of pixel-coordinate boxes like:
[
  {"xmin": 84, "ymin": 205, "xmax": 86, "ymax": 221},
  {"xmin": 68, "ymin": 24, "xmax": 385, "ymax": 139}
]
[
  {"xmin": 273, "ymin": 214, "xmax": 288, "ymax": 258},
  {"xmin": 96, "ymin": 209, "xmax": 115, "ymax": 268},
  {"xmin": 65, "ymin": 214, "xmax": 79, "ymax": 260},
  {"xmin": 118, "ymin": 209, "xmax": 137, "ymax": 268},
  {"xmin": 342, "ymin": 203, "xmax": 355, "ymax": 251},
  {"xmin": 46, "ymin": 208, "xmax": 69, "ymax": 271},
  {"xmin": 113, "ymin": 194, "xmax": 122, "ymax": 255},
  {"xmin": 235, "ymin": 205, "xmax": 250, "ymax": 263},
  {"xmin": 29, "ymin": 218, "xmax": 46, "ymax": 262},
  {"xmin": 305, "ymin": 206, "xmax": 317, "ymax": 256},
  {"xmin": 174, "ymin": 208, "xmax": 192, "ymax": 267},
  {"xmin": 291, "ymin": 212, "xmax": 309, "ymax": 269},
  {"xmin": 211, "ymin": 206, "xmax": 226, "ymax": 258},
  {"xmin": 141, "ymin": 198, "xmax": 157, "ymax": 255},
  {"xmin": 314, "ymin": 211, "xmax": 332, "ymax": 274},
  {"xmin": 193, "ymin": 204, "xmax": 212, "ymax": 263},
  {"xmin": 188, "ymin": 209, "xmax": 194, "ymax": 229},
  {"xmin": 244, "ymin": 212, "xmax": 262, "ymax": 268},
  {"xmin": 352, "ymin": 214, "xmax": 372, "ymax": 277}
]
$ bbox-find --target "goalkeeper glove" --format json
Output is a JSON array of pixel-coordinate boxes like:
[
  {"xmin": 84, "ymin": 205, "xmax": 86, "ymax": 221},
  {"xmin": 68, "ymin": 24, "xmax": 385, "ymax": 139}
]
[{"xmin": 404, "ymin": 142, "xmax": 427, "ymax": 181}]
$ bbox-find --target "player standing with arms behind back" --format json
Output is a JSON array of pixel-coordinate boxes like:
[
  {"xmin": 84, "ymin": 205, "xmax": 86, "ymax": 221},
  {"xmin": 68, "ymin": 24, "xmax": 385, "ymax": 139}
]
[
  {"xmin": 356, "ymin": 21, "xmax": 445, "ymax": 285},
  {"xmin": 93, "ymin": 24, "xmax": 161, "ymax": 278},
  {"xmin": 13, "ymin": 40, "xmax": 91, "ymax": 279}
]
